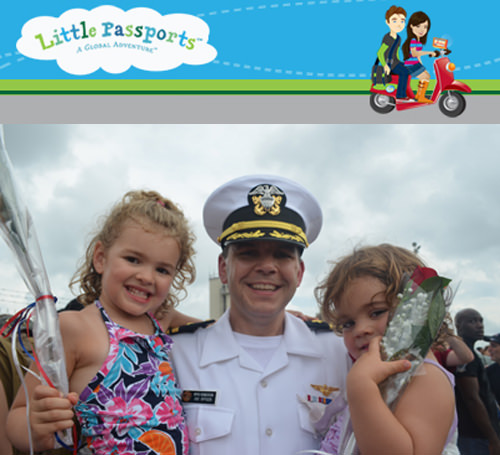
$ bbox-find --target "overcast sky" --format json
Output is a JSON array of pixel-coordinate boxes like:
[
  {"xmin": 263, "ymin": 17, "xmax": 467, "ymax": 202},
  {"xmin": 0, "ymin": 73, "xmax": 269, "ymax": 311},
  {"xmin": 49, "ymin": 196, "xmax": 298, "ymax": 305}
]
[{"xmin": 1, "ymin": 124, "xmax": 499, "ymax": 338}]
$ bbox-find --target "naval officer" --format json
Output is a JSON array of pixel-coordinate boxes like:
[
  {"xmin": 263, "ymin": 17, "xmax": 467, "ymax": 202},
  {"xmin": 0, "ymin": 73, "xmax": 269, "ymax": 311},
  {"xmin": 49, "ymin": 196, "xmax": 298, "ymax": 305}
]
[{"xmin": 170, "ymin": 174, "xmax": 349, "ymax": 455}]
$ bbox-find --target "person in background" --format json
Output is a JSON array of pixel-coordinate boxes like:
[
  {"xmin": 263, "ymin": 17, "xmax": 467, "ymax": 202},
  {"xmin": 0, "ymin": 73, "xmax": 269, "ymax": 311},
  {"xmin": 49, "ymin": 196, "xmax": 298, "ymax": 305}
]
[
  {"xmin": 454, "ymin": 308, "xmax": 500, "ymax": 455},
  {"xmin": 478, "ymin": 346, "xmax": 494, "ymax": 366},
  {"xmin": 168, "ymin": 175, "xmax": 350, "ymax": 455},
  {"xmin": 1, "ymin": 334, "xmax": 30, "ymax": 455},
  {"xmin": 486, "ymin": 333, "xmax": 500, "ymax": 407},
  {"xmin": 433, "ymin": 317, "xmax": 474, "ymax": 371}
]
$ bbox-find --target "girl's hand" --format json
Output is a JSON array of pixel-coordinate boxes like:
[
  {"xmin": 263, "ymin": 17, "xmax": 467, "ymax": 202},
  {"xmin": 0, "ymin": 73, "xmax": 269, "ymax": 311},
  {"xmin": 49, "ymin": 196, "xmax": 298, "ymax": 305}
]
[
  {"xmin": 384, "ymin": 64, "xmax": 391, "ymax": 75},
  {"xmin": 286, "ymin": 309, "xmax": 313, "ymax": 322},
  {"xmin": 29, "ymin": 385, "xmax": 78, "ymax": 450},
  {"xmin": 347, "ymin": 336, "xmax": 411, "ymax": 388}
]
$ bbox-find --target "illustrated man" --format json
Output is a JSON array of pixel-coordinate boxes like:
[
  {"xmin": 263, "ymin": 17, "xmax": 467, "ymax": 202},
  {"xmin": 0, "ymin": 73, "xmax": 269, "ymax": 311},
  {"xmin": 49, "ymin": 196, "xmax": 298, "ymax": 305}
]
[
  {"xmin": 170, "ymin": 174, "xmax": 349, "ymax": 454},
  {"xmin": 454, "ymin": 308, "xmax": 500, "ymax": 455},
  {"xmin": 376, "ymin": 5, "xmax": 412, "ymax": 100}
]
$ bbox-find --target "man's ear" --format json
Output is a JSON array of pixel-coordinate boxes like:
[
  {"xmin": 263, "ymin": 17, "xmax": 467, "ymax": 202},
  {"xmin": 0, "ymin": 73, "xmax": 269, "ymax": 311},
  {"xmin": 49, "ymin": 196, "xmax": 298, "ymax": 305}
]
[
  {"xmin": 93, "ymin": 241, "xmax": 106, "ymax": 274},
  {"xmin": 296, "ymin": 260, "xmax": 305, "ymax": 288},
  {"xmin": 218, "ymin": 253, "xmax": 228, "ymax": 284}
]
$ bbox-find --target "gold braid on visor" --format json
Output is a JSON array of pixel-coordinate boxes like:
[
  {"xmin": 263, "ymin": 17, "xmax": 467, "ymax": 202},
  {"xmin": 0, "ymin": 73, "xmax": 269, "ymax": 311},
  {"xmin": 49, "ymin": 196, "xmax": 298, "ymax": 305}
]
[{"xmin": 218, "ymin": 220, "xmax": 308, "ymax": 247}]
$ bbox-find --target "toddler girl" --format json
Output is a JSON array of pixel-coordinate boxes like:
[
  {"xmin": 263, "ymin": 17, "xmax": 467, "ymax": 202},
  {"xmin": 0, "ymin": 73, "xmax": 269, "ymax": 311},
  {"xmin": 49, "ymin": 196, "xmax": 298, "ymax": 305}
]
[
  {"xmin": 315, "ymin": 244, "xmax": 458, "ymax": 454},
  {"xmin": 7, "ymin": 190, "xmax": 196, "ymax": 454}
]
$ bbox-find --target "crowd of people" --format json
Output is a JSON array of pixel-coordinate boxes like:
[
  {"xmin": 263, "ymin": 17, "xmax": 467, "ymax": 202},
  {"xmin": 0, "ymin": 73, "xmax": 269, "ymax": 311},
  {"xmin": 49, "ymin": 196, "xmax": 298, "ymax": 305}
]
[{"xmin": 1, "ymin": 173, "xmax": 499, "ymax": 454}]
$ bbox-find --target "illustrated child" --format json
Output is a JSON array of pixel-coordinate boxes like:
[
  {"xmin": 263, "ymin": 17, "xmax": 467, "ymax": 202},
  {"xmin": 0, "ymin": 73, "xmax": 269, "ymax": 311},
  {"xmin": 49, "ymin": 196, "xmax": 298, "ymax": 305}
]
[
  {"xmin": 315, "ymin": 244, "xmax": 458, "ymax": 454},
  {"xmin": 7, "ymin": 190, "xmax": 196, "ymax": 454},
  {"xmin": 377, "ymin": 6, "xmax": 412, "ymax": 100},
  {"xmin": 402, "ymin": 11, "xmax": 436, "ymax": 103}
]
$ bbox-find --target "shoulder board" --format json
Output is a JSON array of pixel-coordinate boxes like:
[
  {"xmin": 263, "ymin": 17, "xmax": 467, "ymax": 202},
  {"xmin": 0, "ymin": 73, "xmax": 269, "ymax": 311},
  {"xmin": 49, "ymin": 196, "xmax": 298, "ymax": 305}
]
[
  {"xmin": 305, "ymin": 319, "xmax": 334, "ymax": 332},
  {"xmin": 167, "ymin": 319, "xmax": 216, "ymax": 335}
]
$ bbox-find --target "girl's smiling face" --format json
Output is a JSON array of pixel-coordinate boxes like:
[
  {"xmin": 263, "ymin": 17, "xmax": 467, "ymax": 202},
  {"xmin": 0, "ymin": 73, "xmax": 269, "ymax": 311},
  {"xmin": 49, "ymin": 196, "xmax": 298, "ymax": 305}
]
[
  {"xmin": 336, "ymin": 276, "xmax": 391, "ymax": 360},
  {"xmin": 93, "ymin": 220, "xmax": 180, "ymax": 327},
  {"xmin": 411, "ymin": 21, "xmax": 429, "ymax": 39}
]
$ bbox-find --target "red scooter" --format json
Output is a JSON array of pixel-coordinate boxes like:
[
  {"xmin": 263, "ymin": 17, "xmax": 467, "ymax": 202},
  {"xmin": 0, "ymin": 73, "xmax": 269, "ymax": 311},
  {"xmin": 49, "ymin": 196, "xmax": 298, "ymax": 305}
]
[{"xmin": 369, "ymin": 44, "xmax": 471, "ymax": 117}]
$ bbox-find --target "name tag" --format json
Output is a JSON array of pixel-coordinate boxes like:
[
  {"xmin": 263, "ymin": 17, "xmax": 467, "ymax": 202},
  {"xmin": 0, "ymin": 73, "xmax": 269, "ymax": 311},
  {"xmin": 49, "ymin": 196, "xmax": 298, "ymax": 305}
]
[{"xmin": 181, "ymin": 390, "xmax": 217, "ymax": 404}]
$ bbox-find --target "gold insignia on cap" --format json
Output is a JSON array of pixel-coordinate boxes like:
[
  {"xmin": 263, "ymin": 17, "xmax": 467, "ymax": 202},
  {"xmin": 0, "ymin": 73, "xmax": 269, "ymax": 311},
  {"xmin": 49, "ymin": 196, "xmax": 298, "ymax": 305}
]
[
  {"xmin": 218, "ymin": 221, "xmax": 308, "ymax": 247},
  {"xmin": 249, "ymin": 184, "xmax": 284, "ymax": 216},
  {"xmin": 226, "ymin": 230, "xmax": 266, "ymax": 242},
  {"xmin": 310, "ymin": 384, "xmax": 340, "ymax": 397},
  {"xmin": 269, "ymin": 230, "xmax": 305, "ymax": 244}
]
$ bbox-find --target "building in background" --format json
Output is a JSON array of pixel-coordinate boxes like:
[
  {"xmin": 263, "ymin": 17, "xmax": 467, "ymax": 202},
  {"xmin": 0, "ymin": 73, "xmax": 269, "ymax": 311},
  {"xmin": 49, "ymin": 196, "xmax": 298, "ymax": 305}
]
[{"xmin": 209, "ymin": 275, "xmax": 230, "ymax": 320}]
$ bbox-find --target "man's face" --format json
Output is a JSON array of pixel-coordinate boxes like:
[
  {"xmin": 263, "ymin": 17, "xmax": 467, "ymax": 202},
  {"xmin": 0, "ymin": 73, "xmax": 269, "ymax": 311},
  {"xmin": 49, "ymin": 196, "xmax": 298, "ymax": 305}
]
[
  {"xmin": 489, "ymin": 341, "xmax": 500, "ymax": 363},
  {"xmin": 218, "ymin": 240, "xmax": 304, "ymax": 334},
  {"xmin": 386, "ymin": 13, "xmax": 406, "ymax": 34},
  {"xmin": 457, "ymin": 309, "xmax": 484, "ymax": 341}
]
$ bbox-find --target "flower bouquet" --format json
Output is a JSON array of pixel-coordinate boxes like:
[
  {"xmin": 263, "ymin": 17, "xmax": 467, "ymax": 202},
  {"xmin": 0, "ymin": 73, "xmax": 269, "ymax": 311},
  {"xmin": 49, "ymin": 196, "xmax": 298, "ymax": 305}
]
[
  {"xmin": 379, "ymin": 266, "xmax": 452, "ymax": 409},
  {"xmin": 0, "ymin": 126, "xmax": 68, "ymax": 395}
]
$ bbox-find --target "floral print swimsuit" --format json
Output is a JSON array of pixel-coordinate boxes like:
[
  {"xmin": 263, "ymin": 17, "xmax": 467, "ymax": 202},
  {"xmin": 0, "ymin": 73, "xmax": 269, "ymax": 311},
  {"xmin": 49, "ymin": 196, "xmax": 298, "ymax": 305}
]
[{"xmin": 74, "ymin": 301, "xmax": 188, "ymax": 455}]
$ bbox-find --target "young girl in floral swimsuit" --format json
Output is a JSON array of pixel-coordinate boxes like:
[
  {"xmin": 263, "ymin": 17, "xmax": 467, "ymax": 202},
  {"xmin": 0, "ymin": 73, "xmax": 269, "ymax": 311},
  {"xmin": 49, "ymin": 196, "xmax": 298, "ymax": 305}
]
[
  {"xmin": 7, "ymin": 190, "xmax": 196, "ymax": 454},
  {"xmin": 314, "ymin": 244, "xmax": 458, "ymax": 455}
]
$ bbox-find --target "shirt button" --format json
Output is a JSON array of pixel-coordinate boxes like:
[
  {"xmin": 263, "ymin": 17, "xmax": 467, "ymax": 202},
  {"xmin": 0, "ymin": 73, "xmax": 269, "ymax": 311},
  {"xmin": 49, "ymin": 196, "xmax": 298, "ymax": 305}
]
[
  {"xmin": 261, "ymin": 380, "xmax": 268, "ymax": 388},
  {"xmin": 195, "ymin": 428, "xmax": 202, "ymax": 436},
  {"xmin": 265, "ymin": 428, "xmax": 273, "ymax": 437}
]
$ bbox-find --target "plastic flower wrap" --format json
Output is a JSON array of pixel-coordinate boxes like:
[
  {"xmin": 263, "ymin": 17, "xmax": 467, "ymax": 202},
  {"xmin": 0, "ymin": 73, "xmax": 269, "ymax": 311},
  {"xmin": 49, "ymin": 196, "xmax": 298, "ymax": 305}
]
[
  {"xmin": 379, "ymin": 266, "xmax": 452, "ymax": 410},
  {"xmin": 0, "ymin": 125, "xmax": 68, "ymax": 394}
]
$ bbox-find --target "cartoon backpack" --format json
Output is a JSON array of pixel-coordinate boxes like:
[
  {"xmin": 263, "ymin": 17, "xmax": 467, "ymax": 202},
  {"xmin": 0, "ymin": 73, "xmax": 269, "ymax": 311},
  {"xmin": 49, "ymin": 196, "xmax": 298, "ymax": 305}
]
[{"xmin": 371, "ymin": 35, "xmax": 400, "ymax": 85}]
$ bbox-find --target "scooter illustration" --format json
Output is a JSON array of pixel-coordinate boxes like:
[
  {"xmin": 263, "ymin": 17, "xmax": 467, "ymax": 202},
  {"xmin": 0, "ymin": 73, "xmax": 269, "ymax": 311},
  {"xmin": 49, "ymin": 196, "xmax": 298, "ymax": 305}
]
[{"xmin": 369, "ymin": 38, "xmax": 471, "ymax": 117}]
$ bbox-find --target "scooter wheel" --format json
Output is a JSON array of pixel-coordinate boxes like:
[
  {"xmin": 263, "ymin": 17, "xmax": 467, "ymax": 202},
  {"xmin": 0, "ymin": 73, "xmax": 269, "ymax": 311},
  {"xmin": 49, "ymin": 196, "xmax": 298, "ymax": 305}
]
[
  {"xmin": 438, "ymin": 91, "xmax": 466, "ymax": 117},
  {"xmin": 369, "ymin": 93, "xmax": 395, "ymax": 114}
]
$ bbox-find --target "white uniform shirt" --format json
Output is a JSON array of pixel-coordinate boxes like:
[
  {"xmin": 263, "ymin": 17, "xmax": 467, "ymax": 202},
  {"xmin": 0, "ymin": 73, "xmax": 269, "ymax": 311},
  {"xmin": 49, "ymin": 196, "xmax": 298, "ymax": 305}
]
[{"xmin": 170, "ymin": 311, "xmax": 349, "ymax": 455}]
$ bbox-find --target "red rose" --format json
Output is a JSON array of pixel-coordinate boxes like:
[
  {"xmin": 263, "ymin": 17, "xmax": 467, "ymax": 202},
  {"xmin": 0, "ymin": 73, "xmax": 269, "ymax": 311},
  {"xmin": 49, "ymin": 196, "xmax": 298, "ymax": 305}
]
[{"xmin": 410, "ymin": 266, "xmax": 438, "ymax": 291}]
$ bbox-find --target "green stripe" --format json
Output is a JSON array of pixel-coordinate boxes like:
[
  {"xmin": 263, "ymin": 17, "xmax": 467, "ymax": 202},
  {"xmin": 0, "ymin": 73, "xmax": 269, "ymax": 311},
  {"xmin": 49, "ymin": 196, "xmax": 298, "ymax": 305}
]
[{"xmin": 0, "ymin": 79, "xmax": 498, "ymax": 94}]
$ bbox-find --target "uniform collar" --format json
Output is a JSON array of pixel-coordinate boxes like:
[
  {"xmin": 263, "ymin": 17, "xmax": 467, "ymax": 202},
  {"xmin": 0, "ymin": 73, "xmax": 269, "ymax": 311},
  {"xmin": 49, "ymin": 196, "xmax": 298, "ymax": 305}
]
[{"xmin": 199, "ymin": 310, "xmax": 323, "ymax": 368}]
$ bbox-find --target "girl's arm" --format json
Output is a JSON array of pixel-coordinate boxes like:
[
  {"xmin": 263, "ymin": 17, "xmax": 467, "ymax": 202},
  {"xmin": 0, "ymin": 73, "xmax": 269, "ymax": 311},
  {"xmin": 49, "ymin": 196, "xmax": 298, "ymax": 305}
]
[
  {"xmin": 445, "ymin": 335, "xmax": 474, "ymax": 367},
  {"xmin": 6, "ymin": 313, "xmax": 80, "ymax": 452},
  {"xmin": 6, "ymin": 364, "xmax": 78, "ymax": 451},
  {"xmin": 347, "ymin": 337, "xmax": 455, "ymax": 454},
  {"xmin": 156, "ymin": 308, "xmax": 203, "ymax": 332},
  {"xmin": 411, "ymin": 47, "xmax": 435, "ymax": 59}
]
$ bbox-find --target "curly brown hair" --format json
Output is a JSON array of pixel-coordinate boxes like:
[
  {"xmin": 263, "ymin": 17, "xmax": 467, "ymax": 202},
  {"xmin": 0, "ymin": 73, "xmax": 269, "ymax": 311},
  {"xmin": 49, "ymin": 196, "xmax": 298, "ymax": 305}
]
[
  {"xmin": 315, "ymin": 244, "xmax": 427, "ymax": 334},
  {"xmin": 69, "ymin": 190, "xmax": 196, "ymax": 315}
]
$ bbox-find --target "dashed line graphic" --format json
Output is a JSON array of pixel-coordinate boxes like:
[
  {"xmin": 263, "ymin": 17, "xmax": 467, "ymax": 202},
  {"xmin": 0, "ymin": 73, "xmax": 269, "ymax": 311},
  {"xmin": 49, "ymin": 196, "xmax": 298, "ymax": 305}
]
[
  {"xmin": 1, "ymin": 42, "xmax": 497, "ymax": 78},
  {"xmin": 198, "ymin": 0, "xmax": 389, "ymax": 17}
]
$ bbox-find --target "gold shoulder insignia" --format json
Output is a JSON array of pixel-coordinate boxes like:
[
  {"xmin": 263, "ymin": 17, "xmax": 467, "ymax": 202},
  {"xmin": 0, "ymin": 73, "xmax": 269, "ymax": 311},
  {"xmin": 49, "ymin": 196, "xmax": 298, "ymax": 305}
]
[
  {"xmin": 305, "ymin": 319, "xmax": 334, "ymax": 332},
  {"xmin": 167, "ymin": 319, "xmax": 216, "ymax": 335}
]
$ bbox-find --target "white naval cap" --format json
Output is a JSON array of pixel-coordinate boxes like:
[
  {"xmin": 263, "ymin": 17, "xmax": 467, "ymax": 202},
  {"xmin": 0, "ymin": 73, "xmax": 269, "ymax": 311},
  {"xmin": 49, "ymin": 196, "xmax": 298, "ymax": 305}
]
[{"xmin": 203, "ymin": 174, "xmax": 322, "ymax": 249}]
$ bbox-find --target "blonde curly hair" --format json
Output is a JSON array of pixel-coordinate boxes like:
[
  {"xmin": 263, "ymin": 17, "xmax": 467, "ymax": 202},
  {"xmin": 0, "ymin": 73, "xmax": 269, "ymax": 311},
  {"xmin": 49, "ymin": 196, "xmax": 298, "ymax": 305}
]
[{"xmin": 70, "ymin": 190, "xmax": 196, "ymax": 315}]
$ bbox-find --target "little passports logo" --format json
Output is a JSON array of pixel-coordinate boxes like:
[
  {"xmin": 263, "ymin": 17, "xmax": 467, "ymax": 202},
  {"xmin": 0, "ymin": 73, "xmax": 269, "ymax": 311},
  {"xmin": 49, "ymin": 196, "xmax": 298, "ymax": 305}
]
[{"xmin": 17, "ymin": 5, "xmax": 217, "ymax": 75}]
